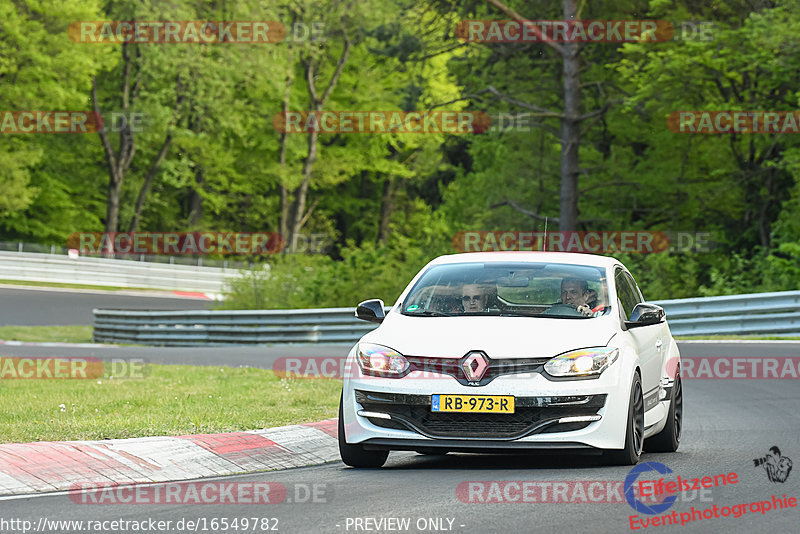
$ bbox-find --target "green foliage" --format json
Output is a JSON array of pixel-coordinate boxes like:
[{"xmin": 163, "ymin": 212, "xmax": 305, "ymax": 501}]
[
  {"xmin": 221, "ymin": 238, "xmax": 442, "ymax": 309},
  {"xmin": 2, "ymin": 0, "xmax": 799, "ymax": 301},
  {"xmin": 0, "ymin": 0, "xmax": 114, "ymax": 227}
]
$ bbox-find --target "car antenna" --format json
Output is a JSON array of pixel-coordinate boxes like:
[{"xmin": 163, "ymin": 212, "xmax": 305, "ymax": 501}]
[{"xmin": 542, "ymin": 216, "xmax": 548, "ymax": 251}]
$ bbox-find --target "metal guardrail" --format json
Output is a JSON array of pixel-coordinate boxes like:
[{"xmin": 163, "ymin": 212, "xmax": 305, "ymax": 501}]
[
  {"xmin": 0, "ymin": 241, "xmax": 252, "ymax": 269},
  {"xmin": 0, "ymin": 251, "xmax": 245, "ymax": 294},
  {"xmin": 653, "ymin": 291, "xmax": 800, "ymax": 336},
  {"xmin": 93, "ymin": 308, "xmax": 377, "ymax": 345},
  {"xmin": 93, "ymin": 291, "xmax": 800, "ymax": 345}
]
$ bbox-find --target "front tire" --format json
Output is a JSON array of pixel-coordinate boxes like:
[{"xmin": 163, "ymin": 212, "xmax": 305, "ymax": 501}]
[
  {"xmin": 645, "ymin": 372, "xmax": 682, "ymax": 453},
  {"xmin": 338, "ymin": 393, "xmax": 389, "ymax": 468},
  {"xmin": 603, "ymin": 373, "xmax": 644, "ymax": 465}
]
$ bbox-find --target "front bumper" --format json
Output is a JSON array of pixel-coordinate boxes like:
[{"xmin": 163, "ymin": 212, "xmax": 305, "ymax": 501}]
[
  {"xmin": 355, "ymin": 390, "xmax": 606, "ymax": 440},
  {"xmin": 342, "ymin": 354, "xmax": 632, "ymax": 451}
]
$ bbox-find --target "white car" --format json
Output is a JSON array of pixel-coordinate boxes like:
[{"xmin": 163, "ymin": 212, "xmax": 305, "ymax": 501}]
[{"xmin": 339, "ymin": 252, "xmax": 683, "ymax": 467}]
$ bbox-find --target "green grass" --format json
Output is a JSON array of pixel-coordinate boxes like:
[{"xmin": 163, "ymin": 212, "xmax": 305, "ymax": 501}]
[
  {"xmin": 675, "ymin": 335, "xmax": 800, "ymax": 340},
  {"xmin": 0, "ymin": 325, "xmax": 94, "ymax": 343},
  {"xmin": 0, "ymin": 363, "xmax": 341, "ymax": 443}
]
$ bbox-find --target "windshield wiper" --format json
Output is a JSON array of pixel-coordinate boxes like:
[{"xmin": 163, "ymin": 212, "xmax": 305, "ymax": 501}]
[{"xmin": 402, "ymin": 310, "xmax": 454, "ymax": 317}]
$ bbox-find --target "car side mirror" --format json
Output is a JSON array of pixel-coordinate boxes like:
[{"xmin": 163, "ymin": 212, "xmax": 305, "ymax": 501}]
[
  {"xmin": 355, "ymin": 299, "xmax": 385, "ymax": 323},
  {"xmin": 627, "ymin": 303, "xmax": 665, "ymax": 327}
]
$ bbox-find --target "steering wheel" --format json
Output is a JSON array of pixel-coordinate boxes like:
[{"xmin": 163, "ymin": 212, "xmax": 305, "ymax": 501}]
[{"xmin": 542, "ymin": 303, "xmax": 584, "ymax": 317}]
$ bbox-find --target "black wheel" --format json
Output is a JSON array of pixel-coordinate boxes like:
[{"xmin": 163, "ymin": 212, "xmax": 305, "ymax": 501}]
[
  {"xmin": 338, "ymin": 393, "xmax": 389, "ymax": 468},
  {"xmin": 603, "ymin": 373, "xmax": 644, "ymax": 465},
  {"xmin": 645, "ymin": 372, "xmax": 682, "ymax": 453}
]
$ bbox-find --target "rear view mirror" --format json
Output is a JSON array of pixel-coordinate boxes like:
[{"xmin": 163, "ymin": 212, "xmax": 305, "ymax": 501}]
[
  {"xmin": 355, "ymin": 299, "xmax": 385, "ymax": 323},
  {"xmin": 627, "ymin": 303, "xmax": 665, "ymax": 327},
  {"xmin": 497, "ymin": 276, "xmax": 530, "ymax": 287}
]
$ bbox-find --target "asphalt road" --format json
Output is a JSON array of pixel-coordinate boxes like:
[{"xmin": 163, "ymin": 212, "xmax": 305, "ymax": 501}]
[
  {"xmin": 0, "ymin": 287, "xmax": 213, "ymax": 326},
  {"xmin": 1, "ymin": 343, "xmax": 799, "ymax": 533},
  {"xmin": 1, "ymin": 374, "xmax": 798, "ymax": 533}
]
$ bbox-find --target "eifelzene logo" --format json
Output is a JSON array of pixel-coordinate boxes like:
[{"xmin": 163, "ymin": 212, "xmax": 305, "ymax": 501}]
[{"xmin": 753, "ymin": 446, "xmax": 793, "ymax": 483}]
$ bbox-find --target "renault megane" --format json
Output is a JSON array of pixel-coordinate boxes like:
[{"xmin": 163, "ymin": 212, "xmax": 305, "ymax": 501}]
[{"xmin": 338, "ymin": 252, "xmax": 682, "ymax": 467}]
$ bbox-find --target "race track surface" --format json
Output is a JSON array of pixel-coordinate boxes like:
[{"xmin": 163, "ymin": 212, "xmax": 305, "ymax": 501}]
[
  {"xmin": 1, "ymin": 342, "xmax": 798, "ymax": 533},
  {"xmin": 0, "ymin": 287, "xmax": 213, "ymax": 326}
]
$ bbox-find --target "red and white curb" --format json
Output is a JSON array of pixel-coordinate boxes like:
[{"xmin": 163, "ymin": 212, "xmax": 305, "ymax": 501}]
[{"xmin": 0, "ymin": 419, "xmax": 338, "ymax": 497}]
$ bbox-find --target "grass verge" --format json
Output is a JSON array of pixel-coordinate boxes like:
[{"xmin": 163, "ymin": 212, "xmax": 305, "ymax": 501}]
[
  {"xmin": 0, "ymin": 363, "xmax": 340, "ymax": 443},
  {"xmin": 0, "ymin": 325, "xmax": 94, "ymax": 344}
]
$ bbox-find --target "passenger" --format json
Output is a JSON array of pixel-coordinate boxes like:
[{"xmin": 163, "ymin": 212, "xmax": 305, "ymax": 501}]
[{"xmin": 461, "ymin": 283, "xmax": 489, "ymax": 313}]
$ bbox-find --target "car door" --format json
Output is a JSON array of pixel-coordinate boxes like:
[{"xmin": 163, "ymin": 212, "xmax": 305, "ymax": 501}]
[{"xmin": 615, "ymin": 269, "xmax": 662, "ymax": 415}]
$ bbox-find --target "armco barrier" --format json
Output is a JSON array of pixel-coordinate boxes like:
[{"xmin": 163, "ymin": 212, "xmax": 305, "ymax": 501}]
[
  {"xmin": 93, "ymin": 291, "xmax": 800, "ymax": 345},
  {"xmin": 0, "ymin": 250, "xmax": 245, "ymax": 294},
  {"xmin": 93, "ymin": 308, "xmax": 378, "ymax": 345}
]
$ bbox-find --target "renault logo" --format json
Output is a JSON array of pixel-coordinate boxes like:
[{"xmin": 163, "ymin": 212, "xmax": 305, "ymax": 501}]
[{"xmin": 461, "ymin": 352, "xmax": 489, "ymax": 382}]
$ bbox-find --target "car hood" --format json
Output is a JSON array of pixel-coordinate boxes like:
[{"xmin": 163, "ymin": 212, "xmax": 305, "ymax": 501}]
[{"xmin": 360, "ymin": 312, "xmax": 618, "ymax": 359}]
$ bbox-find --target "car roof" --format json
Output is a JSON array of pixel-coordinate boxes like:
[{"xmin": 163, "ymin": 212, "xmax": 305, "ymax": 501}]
[{"xmin": 427, "ymin": 251, "xmax": 623, "ymax": 270}]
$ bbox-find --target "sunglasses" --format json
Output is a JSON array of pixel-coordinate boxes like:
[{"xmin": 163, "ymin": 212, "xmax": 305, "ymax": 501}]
[{"xmin": 461, "ymin": 295, "xmax": 483, "ymax": 302}]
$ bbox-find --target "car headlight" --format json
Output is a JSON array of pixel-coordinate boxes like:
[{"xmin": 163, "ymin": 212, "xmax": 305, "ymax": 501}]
[
  {"xmin": 357, "ymin": 342, "xmax": 409, "ymax": 377},
  {"xmin": 544, "ymin": 347, "xmax": 619, "ymax": 377}
]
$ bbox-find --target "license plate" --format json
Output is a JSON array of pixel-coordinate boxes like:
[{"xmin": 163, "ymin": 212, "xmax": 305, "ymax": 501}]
[{"xmin": 431, "ymin": 395, "xmax": 515, "ymax": 413}]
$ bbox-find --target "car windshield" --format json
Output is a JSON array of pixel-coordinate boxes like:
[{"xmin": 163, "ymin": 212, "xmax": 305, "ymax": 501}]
[{"xmin": 401, "ymin": 261, "xmax": 610, "ymax": 318}]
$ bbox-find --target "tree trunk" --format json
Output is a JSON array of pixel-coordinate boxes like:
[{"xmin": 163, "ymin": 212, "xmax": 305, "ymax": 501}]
[
  {"xmin": 288, "ymin": 128, "xmax": 319, "ymax": 250},
  {"xmin": 483, "ymin": 0, "xmax": 585, "ymax": 231},
  {"xmin": 378, "ymin": 176, "xmax": 396, "ymax": 244},
  {"xmin": 105, "ymin": 178, "xmax": 122, "ymax": 234},
  {"xmin": 559, "ymin": 0, "xmax": 580, "ymax": 231},
  {"xmin": 129, "ymin": 133, "xmax": 172, "ymax": 232},
  {"xmin": 278, "ymin": 23, "xmax": 295, "ymax": 244},
  {"xmin": 286, "ymin": 37, "xmax": 351, "ymax": 252},
  {"xmin": 188, "ymin": 167, "xmax": 205, "ymax": 227}
]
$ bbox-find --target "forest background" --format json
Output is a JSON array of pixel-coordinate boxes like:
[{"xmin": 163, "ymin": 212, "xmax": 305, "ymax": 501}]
[{"xmin": 3, "ymin": 0, "xmax": 800, "ymax": 309}]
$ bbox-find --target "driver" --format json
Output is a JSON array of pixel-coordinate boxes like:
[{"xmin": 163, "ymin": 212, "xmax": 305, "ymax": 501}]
[
  {"xmin": 559, "ymin": 278, "xmax": 593, "ymax": 317},
  {"xmin": 461, "ymin": 283, "xmax": 489, "ymax": 312}
]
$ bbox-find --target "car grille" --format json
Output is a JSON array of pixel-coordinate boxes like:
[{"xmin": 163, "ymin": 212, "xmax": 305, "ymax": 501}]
[
  {"xmin": 404, "ymin": 355, "xmax": 550, "ymax": 386},
  {"xmin": 355, "ymin": 390, "xmax": 606, "ymax": 439}
]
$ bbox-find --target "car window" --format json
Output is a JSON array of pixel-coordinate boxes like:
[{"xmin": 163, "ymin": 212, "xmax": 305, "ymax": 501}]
[
  {"xmin": 401, "ymin": 262, "xmax": 609, "ymax": 318},
  {"xmin": 624, "ymin": 271, "xmax": 644, "ymax": 303},
  {"xmin": 615, "ymin": 269, "xmax": 639, "ymax": 320}
]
